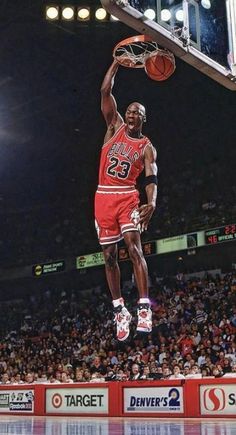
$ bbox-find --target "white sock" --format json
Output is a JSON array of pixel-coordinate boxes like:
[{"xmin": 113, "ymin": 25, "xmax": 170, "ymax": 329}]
[
  {"xmin": 138, "ymin": 298, "xmax": 150, "ymax": 305},
  {"xmin": 112, "ymin": 297, "xmax": 124, "ymax": 308}
]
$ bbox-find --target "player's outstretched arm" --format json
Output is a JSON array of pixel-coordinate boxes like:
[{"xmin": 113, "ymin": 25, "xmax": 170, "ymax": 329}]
[
  {"xmin": 101, "ymin": 60, "xmax": 123, "ymax": 139},
  {"xmin": 139, "ymin": 144, "xmax": 158, "ymax": 232}
]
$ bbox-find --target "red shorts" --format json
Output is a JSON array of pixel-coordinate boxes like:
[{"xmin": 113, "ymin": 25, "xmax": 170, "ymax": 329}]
[{"xmin": 94, "ymin": 186, "xmax": 140, "ymax": 245}]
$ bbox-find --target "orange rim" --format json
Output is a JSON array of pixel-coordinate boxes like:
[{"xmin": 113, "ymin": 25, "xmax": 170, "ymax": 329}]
[{"xmin": 113, "ymin": 34, "xmax": 153, "ymax": 54}]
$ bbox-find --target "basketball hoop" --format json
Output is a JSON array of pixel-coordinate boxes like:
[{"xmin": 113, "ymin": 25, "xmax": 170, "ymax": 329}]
[
  {"xmin": 113, "ymin": 34, "xmax": 176, "ymax": 81},
  {"xmin": 113, "ymin": 35, "xmax": 159, "ymax": 68}
]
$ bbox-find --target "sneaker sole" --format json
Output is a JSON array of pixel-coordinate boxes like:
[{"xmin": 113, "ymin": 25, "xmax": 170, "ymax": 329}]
[
  {"xmin": 117, "ymin": 315, "xmax": 132, "ymax": 341},
  {"xmin": 117, "ymin": 333, "xmax": 130, "ymax": 341}
]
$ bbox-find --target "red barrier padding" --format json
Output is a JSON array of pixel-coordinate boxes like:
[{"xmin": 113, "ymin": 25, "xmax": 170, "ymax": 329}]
[{"xmin": 0, "ymin": 379, "xmax": 235, "ymax": 418}]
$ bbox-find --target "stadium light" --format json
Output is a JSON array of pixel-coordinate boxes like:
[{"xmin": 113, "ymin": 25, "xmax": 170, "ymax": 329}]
[
  {"xmin": 201, "ymin": 0, "xmax": 211, "ymax": 9},
  {"xmin": 77, "ymin": 7, "xmax": 90, "ymax": 21},
  {"xmin": 161, "ymin": 8, "xmax": 171, "ymax": 22},
  {"xmin": 46, "ymin": 6, "xmax": 59, "ymax": 20},
  {"xmin": 144, "ymin": 8, "xmax": 156, "ymax": 20},
  {"xmin": 62, "ymin": 6, "xmax": 75, "ymax": 20},
  {"xmin": 175, "ymin": 8, "xmax": 184, "ymax": 22},
  {"xmin": 45, "ymin": 4, "xmax": 112, "ymax": 23},
  {"xmin": 95, "ymin": 7, "xmax": 107, "ymax": 21}
]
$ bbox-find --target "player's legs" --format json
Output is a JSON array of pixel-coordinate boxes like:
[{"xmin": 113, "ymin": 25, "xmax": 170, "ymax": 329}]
[
  {"xmin": 123, "ymin": 231, "xmax": 152, "ymax": 333},
  {"xmin": 123, "ymin": 231, "xmax": 148, "ymax": 298},
  {"xmin": 102, "ymin": 243, "xmax": 132, "ymax": 342},
  {"xmin": 102, "ymin": 243, "xmax": 121, "ymax": 300},
  {"xmin": 95, "ymin": 192, "xmax": 132, "ymax": 341}
]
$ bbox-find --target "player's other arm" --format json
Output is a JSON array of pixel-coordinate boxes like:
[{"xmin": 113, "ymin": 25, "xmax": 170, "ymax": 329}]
[
  {"xmin": 139, "ymin": 144, "xmax": 158, "ymax": 232},
  {"xmin": 100, "ymin": 60, "xmax": 123, "ymax": 141}
]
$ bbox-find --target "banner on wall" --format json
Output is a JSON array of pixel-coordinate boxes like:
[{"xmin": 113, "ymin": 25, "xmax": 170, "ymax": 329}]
[
  {"xmin": 123, "ymin": 386, "xmax": 184, "ymax": 414},
  {"xmin": 32, "ymin": 260, "xmax": 65, "ymax": 277},
  {"xmin": 200, "ymin": 384, "xmax": 236, "ymax": 415},
  {"xmin": 46, "ymin": 388, "xmax": 108, "ymax": 414},
  {"xmin": 0, "ymin": 390, "xmax": 34, "ymax": 413}
]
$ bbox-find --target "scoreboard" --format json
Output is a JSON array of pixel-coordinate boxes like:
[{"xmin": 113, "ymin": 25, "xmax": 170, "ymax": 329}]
[{"xmin": 205, "ymin": 224, "xmax": 236, "ymax": 245}]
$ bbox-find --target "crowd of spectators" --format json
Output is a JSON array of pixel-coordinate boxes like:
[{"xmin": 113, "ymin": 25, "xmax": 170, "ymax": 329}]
[{"xmin": 0, "ymin": 270, "xmax": 236, "ymax": 384}]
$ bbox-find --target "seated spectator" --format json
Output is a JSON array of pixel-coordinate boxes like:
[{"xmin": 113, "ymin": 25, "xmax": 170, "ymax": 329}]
[
  {"xmin": 105, "ymin": 369, "xmax": 117, "ymax": 381},
  {"xmin": 116, "ymin": 368, "xmax": 129, "ymax": 381},
  {"xmin": 75, "ymin": 369, "xmax": 86, "ymax": 383},
  {"xmin": 169, "ymin": 365, "xmax": 185, "ymax": 379},
  {"xmin": 82, "ymin": 369, "xmax": 91, "ymax": 382},
  {"xmin": 1, "ymin": 373, "xmax": 11, "ymax": 384},
  {"xmin": 25, "ymin": 373, "xmax": 35, "ymax": 384},
  {"xmin": 222, "ymin": 357, "xmax": 233, "ymax": 374},
  {"xmin": 90, "ymin": 372, "xmax": 106, "ymax": 383},
  {"xmin": 35, "ymin": 373, "xmax": 48, "ymax": 383},
  {"xmin": 201, "ymin": 366, "xmax": 213, "ymax": 378},
  {"xmin": 197, "ymin": 349, "xmax": 207, "ymax": 367},
  {"xmin": 11, "ymin": 373, "xmax": 24, "ymax": 384},
  {"xmin": 161, "ymin": 366, "xmax": 171, "ymax": 380},
  {"xmin": 212, "ymin": 365, "xmax": 224, "ymax": 378},
  {"xmin": 185, "ymin": 364, "xmax": 202, "ymax": 379},
  {"xmin": 90, "ymin": 356, "xmax": 107, "ymax": 376},
  {"xmin": 223, "ymin": 363, "xmax": 236, "ymax": 378},
  {"xmin": 139, "ymin": 365, "xmax": 152, "ymax": 380},
  {"xmin": 61, "ymin": 371, "xmax": 73, "ymax": 383},
  {"xmin": 54, "ymin": 371, "xmax": 62, "ymax": 383},
  {"xmin": 129, "ymin": 363, "xmax": 141, "ymax": 380}
]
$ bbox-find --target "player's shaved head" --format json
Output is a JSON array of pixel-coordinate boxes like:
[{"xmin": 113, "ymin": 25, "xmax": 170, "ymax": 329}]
[{"xmin": 128, "ymin": 102, "xmax": 146, "ymax": 116}]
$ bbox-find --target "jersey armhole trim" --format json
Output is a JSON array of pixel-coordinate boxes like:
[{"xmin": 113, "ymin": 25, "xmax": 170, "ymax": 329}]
[{"xmin": 102, "ymin": 123, "xmax": 125, "ymax": 149}]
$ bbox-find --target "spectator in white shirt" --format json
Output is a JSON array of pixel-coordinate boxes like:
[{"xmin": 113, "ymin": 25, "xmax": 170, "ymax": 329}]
[{"xmin": 169, "ymin": 365, "xmax": 185, "ymax": 379}]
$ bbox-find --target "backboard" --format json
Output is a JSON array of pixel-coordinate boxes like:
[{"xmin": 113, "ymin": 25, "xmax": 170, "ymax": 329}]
[{"xmin": 101, "ymin": 0, "xmax": 236, "ymax": 90}]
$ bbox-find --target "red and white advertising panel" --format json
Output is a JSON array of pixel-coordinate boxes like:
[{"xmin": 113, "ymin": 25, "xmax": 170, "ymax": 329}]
[
  {"xmin": 46, "ymin": 387, "xmax": 109, "ymax": 414},
  {"xmin": 0, "ymin": 379, "xmax": 235, "ymax": 418},
  {"xmin": 200, "ymin": 384, "xmax": 236, "ymax": 416},
  {"xmin": 0, "ymin": 389, "xmax": 34, "ymax": 413},
  {"xmin": 123, "ymin": 386, "xmax": 184, "ymax": 414}
]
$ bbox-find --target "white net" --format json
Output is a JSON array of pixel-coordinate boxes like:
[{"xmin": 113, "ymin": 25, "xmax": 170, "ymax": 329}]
[{"xmin": 113, "ymin": 39, "xmax": 160, "ymax": 68}]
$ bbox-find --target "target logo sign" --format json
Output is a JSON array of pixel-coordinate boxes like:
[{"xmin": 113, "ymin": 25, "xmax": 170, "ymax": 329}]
[
  {"xmin": 46, "ymin": 388, "xmax": 108, "ymax": 414},
  {"xmin": 52, "ymin": 393, "xmax": 62, "ymax": 409}
]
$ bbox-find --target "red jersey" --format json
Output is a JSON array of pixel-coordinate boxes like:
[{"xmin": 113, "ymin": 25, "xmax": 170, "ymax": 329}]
[{"xmin": 98, "ymin": 124, "xmax": 151, "ymax": 188}]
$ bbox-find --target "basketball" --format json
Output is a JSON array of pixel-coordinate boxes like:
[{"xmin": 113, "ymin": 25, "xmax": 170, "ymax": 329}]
[{"xmin": 145, "ymin": 51, "xmax": 175, "ymax": 81}]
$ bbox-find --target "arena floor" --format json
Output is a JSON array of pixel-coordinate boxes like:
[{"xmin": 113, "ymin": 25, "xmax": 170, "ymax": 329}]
[{"xmin": 0, "ymin": 416, "xmax": 236, "ymax": 435}]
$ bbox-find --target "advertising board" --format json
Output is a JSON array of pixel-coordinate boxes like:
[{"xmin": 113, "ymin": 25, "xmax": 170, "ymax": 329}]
[
  {"xmin": 200, "ymin": 384, "xmax": 236, "ymax": 415},
  {"xmin": 124, "ymin": 386, "xmax": 184, "ymax": 414},
  {"xmin": 46, "ymin": 387, "xmax": 108, "ymax": 414},
  {"xmin": 0, "ymin": 390, "xmax": 34, "ymax": 413}
]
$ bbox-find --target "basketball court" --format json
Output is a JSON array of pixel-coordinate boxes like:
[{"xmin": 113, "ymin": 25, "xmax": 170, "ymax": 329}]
[{"xmin": 1, "ymin": 415, "xmax": 236, "ymax": 435}]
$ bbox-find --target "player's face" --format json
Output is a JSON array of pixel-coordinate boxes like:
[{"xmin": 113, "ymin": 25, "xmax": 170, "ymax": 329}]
[{"xmin": 125, "ymin": 103, "xmax": 145, "ymax": 135}]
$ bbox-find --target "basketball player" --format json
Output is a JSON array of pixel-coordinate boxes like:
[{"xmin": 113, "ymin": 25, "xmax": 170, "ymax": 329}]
[{"xmin": 95, "ymin": 59, "xmax": 157, "ymax": 341}]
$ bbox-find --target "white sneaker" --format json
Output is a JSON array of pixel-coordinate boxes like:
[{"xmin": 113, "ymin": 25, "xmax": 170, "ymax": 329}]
[
  {"xmin": 137, "ymin": 304, "xmax": 152, "ymax": 333},
  {"xmin": 114, "ymin": 306, "xmax": 132, "ymax": 341}
]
